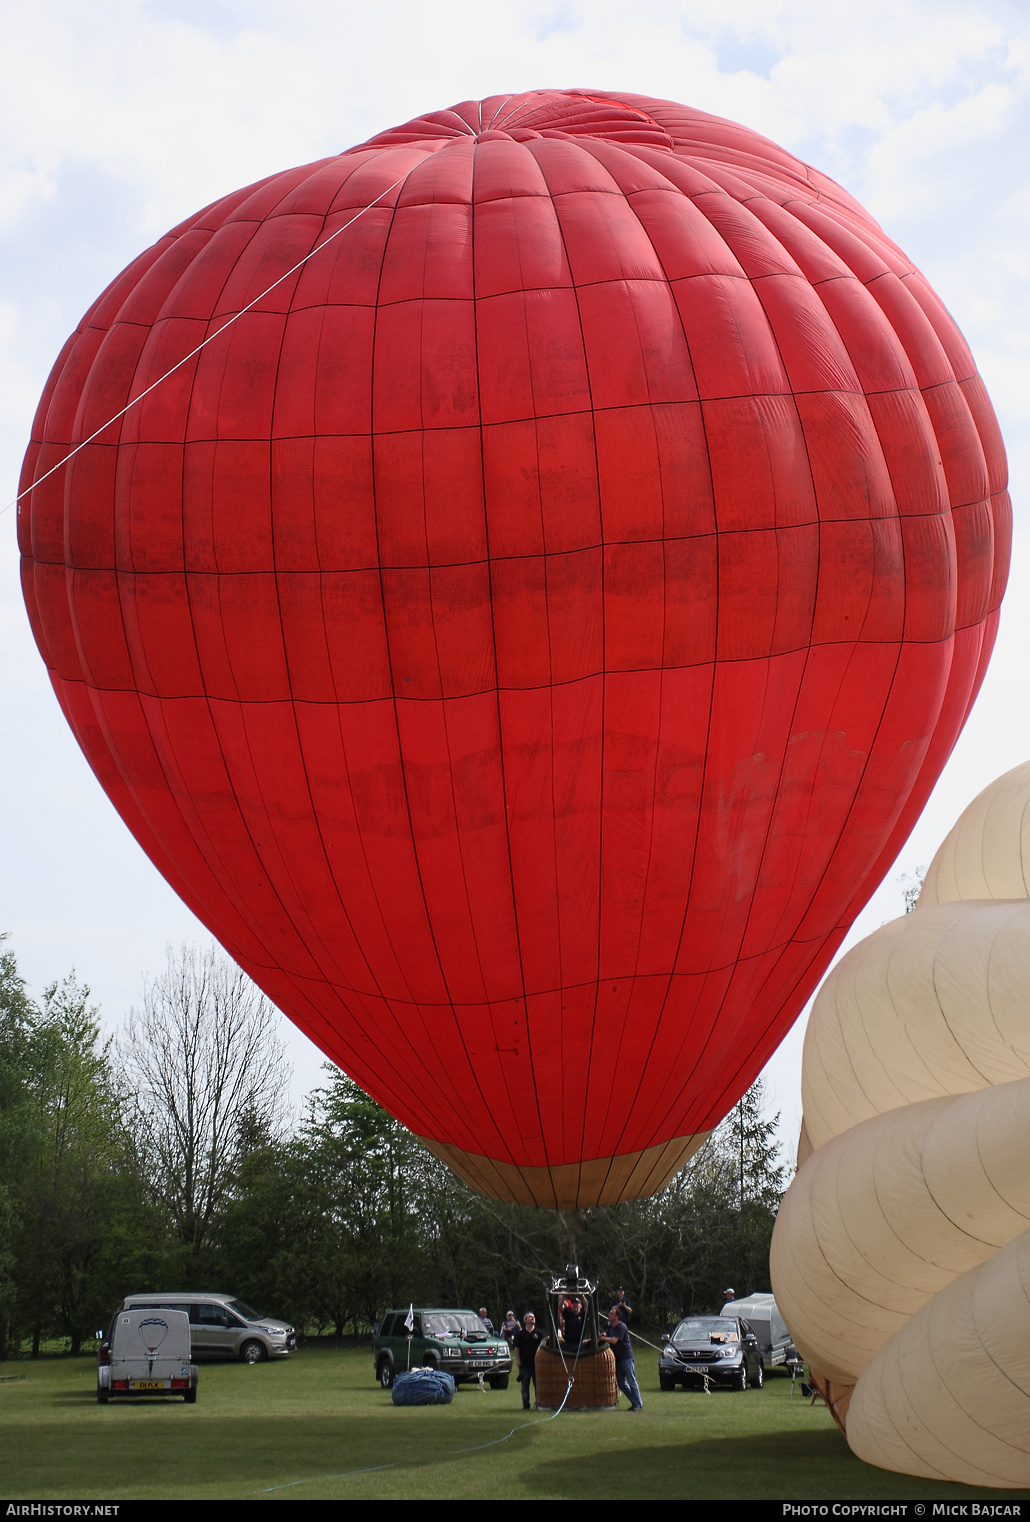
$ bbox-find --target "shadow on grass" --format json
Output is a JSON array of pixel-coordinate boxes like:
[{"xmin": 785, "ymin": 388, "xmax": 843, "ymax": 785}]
[
  {"xmin": 521, "ymin": 1432, "xmax": 1030, "ymax": 1502},
  {"xmin": 51, "ymin": 1394, "xmax": 191, "ymax": 1406}
]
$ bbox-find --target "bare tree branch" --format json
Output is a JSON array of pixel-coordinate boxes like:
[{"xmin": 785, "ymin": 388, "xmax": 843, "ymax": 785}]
[{"xmin": 118, "ymin": 943, "xmax": 289, "ymax": 1254}]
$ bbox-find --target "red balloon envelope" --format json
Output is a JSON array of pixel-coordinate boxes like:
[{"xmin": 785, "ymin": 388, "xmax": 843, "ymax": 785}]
[{"xmin": 19, "ymin": 91, "xmax": 1010, "ymax": 1207}]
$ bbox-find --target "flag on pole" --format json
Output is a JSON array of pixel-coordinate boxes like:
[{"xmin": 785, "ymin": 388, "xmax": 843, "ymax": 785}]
[{"xmin": 404, "ymin": 1304, "xmax": 414, "ymax": 1333}]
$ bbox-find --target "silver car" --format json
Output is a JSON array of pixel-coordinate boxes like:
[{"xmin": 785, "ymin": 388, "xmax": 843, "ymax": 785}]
[{"xmin": 121, "ymin": 1293, "xmax": 296, "ymax": 1363}]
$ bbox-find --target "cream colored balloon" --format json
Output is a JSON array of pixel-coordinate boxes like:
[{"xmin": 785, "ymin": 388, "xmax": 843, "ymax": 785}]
[
  {"xmin": 772, "ymin": 1078, "xmax": 1030, "ymax": 1384},
  {"xmin": 773, "ymin": 760, "xmax": 1030, "ymax": 1488},
  {"xmin": 801, "ymin": 899, "xmax": 1030, "ymax": 1151},
  {"xmin": 846, "ymin": 1229, "xmax": 1030, "ymax": 1488},
  {"xmin": 920, "ymin": 759, "xmax": 1030, "ymax": 907}
]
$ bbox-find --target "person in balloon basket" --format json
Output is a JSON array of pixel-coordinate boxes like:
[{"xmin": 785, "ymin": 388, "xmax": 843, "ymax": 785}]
[
  {"xmin": 512, "ymin": 1312, "xmax": 544, "ymax": 1410},
  {"xmin": 559, "ymin": 1296, "xmax": 586, "ymax": 1352},
  {"xmin": 608, "ymin": 1287, "xmax": 633, "ymax": 1325},
  {"xmin": 600, "ymin": 1306, "xmax": 643, "ymax": 1410}
]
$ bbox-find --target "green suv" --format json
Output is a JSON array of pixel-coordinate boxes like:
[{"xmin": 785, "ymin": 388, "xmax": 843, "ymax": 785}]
[{"xmin": 374, "ymin": 1309, "xmax": 512, "ymax": 1390}]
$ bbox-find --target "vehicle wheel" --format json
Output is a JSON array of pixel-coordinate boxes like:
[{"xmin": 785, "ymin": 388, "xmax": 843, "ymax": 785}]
[
  {"xmin": 184, "ymin": 1385, "xmax": 197, "ymax": 1404},
  {"xmin": 488, "ymin": 1373, "xmax": 509, "ymax": 1390},
  {"xmin": 240, "ymin": 1339, "xmax": 266, "ymax": 1364},
  {"xmin": 378, "ymin": 1358, "xmax": 395, "ymax": 1390},
  {"xmin": 659, "ymin": 1371, "xmax": 676, "ymax": 1392},
  {"xmin": 738, "ymin": 1364, "xmax": 748, "ymax": 1391},
  {"xmin": 752, "ymin": 1359, "xmax": 764, "ymax": 1390},
  {"xmin": 96, "ymin": 1388, "xmax": 109, "ymax": 1405}
]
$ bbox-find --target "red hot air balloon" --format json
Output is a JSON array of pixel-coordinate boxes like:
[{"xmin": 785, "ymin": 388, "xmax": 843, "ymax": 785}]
[{"xmin": 19, "ymin": 91, "xmax": 1009, "ymax": 1208}]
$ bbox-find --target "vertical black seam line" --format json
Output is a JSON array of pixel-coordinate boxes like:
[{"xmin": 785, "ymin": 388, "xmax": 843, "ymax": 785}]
[
  {"xmin": 472, "ymin": 141, "xmax": 549, "ymax": 1168},
  {"xmin": 265, "ymin": 171, "xmax": 397, "ymax": 1015},
  {"xmin": 610, "ymin": 177, "xmax": 918, "ymax": 1156},
  {"xmin": 74, "ymin": 310, "xmax": 206, "ymax": 713},
  {"xmin": 570, "ymin": 140, "xmax": 719, "ymax": 1164},
  {"xmin": 574, "ymin": 146, "xmax": 696, "ymax": 1052},
  {"xmin": 752, "ymin": 205, "xmax": 956, "ymax": 934},
  {"xmin": 210, "ymin": 159, "xmax": 451, "ymax": 1114},
  {"xmin": 316, "ymin": 702, "xmax": 453, "ymax": 1069},
  {"xmin": 181, "ymin": 198, "xmax": 370, "ymax": 1018},
  {"xmin": 370, "ymin": 157, "xmax": 476, "ymax": 1110},
  {"xmin": 726, "ymin": 415, "xmax": 938, "ymax": 945},
  {"xmin": 16, "ymin": 160, "xmax": 414, "ymax": 518},
  {"xmin": 430, "ymin": 199, "xmax": 523, "ymax": 1162},
  {"xmin": 669, "ymin": 935, "xmax": 825, "ymax": 1142},
  {"xmin": 419, "ymin": 180, "xmax": 515, "ymax": 1151},
  {"xmin": 699, "ymin": 212, "xmax": 842, "ymax": 985},
  {"xmin": 563, "ymin": 140, "xmax": 672, "ymax": 1166},
  {"xmin": 309, "ymin": 166, "xmax": 459, "ymax": 1021},
  {"xmin": 88, "ymin": 213, "xmax": 277, "ymax": 946},
  {"xmin": 373, "ymin": 142, "xmax": 504, "ymax": 1154},
  {"xmin": 530, "ymin": 133, "xmax": 606, "ymax": 1168},
  {"xmin": 411, "ymin": 211, "xmax": 475, "ymax": 964}
]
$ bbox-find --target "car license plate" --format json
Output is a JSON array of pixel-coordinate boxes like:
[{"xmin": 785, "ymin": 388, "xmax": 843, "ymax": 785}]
[
  {"xmin": 132, "ymin": 1380, "xmax": 164, "ymax": 1389},
  {"xmin": 469, "ymin": 1360, "xmax": 490, "ymax": 1368}
]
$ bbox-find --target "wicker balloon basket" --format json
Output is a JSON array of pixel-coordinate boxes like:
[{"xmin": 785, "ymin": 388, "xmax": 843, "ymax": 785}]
[{"xmin": 534, "ymin": 1346, "xmax": 619, "ymax": 1410}]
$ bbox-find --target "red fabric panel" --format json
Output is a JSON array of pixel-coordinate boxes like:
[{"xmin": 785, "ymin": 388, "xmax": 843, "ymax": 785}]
[{"xmin": 19, "ymin": 90, "xmax": 1010, "ymax": 1188}]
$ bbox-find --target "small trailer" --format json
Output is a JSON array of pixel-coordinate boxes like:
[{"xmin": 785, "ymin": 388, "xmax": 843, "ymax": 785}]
[
  {"xmin": 721, "ymin": 1294, "xmax": 800, "ymax": 1372},
  {"xmin": 97, "ymin": 1307, "xmax": 198, "ymax": 1404}
]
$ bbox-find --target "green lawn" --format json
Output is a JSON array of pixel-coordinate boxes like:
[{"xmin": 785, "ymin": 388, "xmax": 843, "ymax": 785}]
[{"xmin": 1, "ymin": 1348, "xmax": 1027, "ymax": 1501}]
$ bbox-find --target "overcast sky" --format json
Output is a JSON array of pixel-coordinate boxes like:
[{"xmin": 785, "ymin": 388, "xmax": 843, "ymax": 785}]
[{"xmin": 1, "ymin": 0, "xmax": 1028, "ymax": 1139}]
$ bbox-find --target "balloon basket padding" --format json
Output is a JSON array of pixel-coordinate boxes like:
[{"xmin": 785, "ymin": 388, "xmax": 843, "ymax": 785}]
[{"xmin": 534, "ymin": 1346, "xmax": 618, "ymax": 1410}]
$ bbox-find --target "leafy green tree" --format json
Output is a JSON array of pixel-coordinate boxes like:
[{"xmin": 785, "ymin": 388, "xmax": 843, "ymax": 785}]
[
  {"xmin": 295, "ymin": 1070, "xmax": 428, "ymax": 1331},
  {"xmin": 15, "ymin": 974, "xmax": 127, "ymax": 1353},
  {"xmin": 726, "ymin": 1076, "xmax": 787, "ymax": 1213},
  {"xmin": 220, "ymin": 1070, "xmax": 439, "ymax": 1332},
  {"xmin": 0, "ymin": 937, "xmax": 37, "ymax": 1357}
]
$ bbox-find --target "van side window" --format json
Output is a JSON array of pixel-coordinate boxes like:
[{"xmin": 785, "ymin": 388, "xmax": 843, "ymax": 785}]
[{"xmin": 381, "ymin": 1314, "xmax": 397, "ymax": 1337}]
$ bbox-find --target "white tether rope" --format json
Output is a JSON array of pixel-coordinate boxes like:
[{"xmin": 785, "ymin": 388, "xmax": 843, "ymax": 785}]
[{"xmin": 4, "ymin": 168, "xmax": 412, "ymax": 521}]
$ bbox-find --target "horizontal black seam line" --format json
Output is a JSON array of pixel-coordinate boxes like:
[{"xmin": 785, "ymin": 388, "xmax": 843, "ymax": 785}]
[
  {"xmin": 36, "ymin": 517, "xmax": 988, "ymax": 571},
  {"xmin": 29, "ymin": 528, "xmax": 835, "ymax": 571},
  {"xmin": 245, "ymin": 184, "xmax": 718, "ymax": 214},
  {"xmin": 52, "ymin": 633, "xmax": 968, "ymax": 697},
  {"xmin": 195, "ymin": 270, "xmax": 802, "ymax": 316},
  {"xmin": 226, "ymin": 944, "xmax": 842, "ymax": 1006},
  {"xmin": 37, "ymin": 383, "xmax": 952, "ymax": 449}
]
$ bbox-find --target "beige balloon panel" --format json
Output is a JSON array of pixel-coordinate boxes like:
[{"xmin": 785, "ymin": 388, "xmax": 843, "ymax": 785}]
[{"xmin": 770, "ymin": 760, "xmax": 1030, "ymax": 1489}]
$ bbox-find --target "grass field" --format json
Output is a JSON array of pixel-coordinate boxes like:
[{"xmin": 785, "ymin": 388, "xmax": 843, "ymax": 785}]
[{"xmin": 1, "ymin": 1348, "xmax": 1028, "ymax": 1502}]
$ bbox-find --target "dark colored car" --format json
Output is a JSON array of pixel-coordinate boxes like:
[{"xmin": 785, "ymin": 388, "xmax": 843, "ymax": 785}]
[
  {"xmin": 374, "ymin": 1309, "xmax": 512, "ymax": 1390},
  {"xmin": 658, "ymin": 1314, "xmax": 764, "ymax": 1391}
]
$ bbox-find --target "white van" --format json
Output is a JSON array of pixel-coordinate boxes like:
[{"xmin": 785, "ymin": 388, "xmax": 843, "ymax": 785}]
[
  {"xmin": 97, "ymin": 1307, "xmax": 198, "ymax": 1403},
  {"xmin": 121, "ymin": 1293, "xmax": 296, "ymax": 1363}
]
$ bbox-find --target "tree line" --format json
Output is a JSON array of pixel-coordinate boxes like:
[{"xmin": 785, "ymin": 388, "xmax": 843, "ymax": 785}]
[{"xmin": 0, "ymin": 935, "xmax": 788, "ymax": 1355}]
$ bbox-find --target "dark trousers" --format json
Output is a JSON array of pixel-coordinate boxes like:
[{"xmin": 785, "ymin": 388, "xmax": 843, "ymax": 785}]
[{"xmin": 519, "ymin": 1365, "xmax": 535, "ymax": 1408}]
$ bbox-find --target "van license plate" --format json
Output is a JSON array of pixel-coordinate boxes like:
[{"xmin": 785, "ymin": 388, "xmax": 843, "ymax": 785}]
[
  {"xmin": 132, "ymin": 1380, "xmax": 164, "ymax": 1389},
  {"xmin": 468, "ymin": 1361, "xmax": 490, "ymax": 1368}
]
